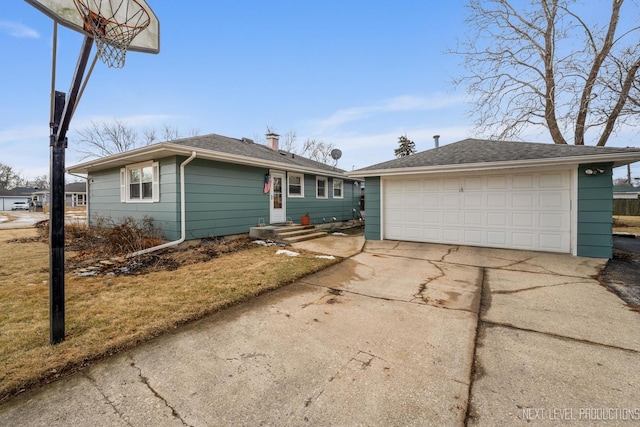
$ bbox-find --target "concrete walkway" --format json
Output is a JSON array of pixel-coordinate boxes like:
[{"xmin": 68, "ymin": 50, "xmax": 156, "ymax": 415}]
[{"xmin": 1, "ymin": 237, "xmax": 639, "ymax": 426}]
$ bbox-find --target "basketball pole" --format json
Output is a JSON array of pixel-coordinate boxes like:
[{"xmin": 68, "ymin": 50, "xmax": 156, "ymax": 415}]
[{"xmin": 49, "ymin": 35, "xmax": 95, "ymax": 345}]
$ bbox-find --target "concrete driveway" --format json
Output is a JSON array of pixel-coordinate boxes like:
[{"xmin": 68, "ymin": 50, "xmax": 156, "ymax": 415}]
[{"xmin": 1, "ymin": 238, "xmax": 639, "ymax": 426}]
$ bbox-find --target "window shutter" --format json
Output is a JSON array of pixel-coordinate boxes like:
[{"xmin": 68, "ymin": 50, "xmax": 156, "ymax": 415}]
[
  {"xmin": 120, "ymin": 168, "xmax": 126, "ymax": 202},
  {"xmin": 152, "ymin": 162, "xmax": 160, "ymax": 202}
]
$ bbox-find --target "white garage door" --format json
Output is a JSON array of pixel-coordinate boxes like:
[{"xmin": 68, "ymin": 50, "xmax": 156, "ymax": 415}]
[{"xmin": 383, "ymin": 171, "xmax": 571, "ymax": 253}]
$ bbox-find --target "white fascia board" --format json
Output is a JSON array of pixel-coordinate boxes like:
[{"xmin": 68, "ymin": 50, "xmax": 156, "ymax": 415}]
[
  {"xmin": 68, "ymin": 143, "xmax": 349, "ymax": 179},
  {"xmin": 348, "ymin": 152, "xmax": 640, "ymax": 178}
]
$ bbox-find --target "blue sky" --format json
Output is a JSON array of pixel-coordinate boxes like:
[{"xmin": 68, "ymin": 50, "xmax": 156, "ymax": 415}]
[{"xmin": 2, "ymin": 0, "xmax": 638, "ymax": 181}]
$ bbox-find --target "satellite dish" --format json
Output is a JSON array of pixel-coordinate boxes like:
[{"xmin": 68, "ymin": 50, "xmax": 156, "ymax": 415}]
[{"xmin": 330, "ymin": 149, "xmax": 342, "ymax": 160}]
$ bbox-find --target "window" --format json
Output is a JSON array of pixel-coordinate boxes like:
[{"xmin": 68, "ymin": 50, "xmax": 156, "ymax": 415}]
[
  {"xmin": 288, "ymin": 173, "xmax": 304, "ymax": 197},
  {"xmin": 121, "ymin": 161, "xmax": 159, "ymax": 203},
  {"xmin": 316, "ymin": 176, "xmax": 328, "ymax": 199},
  {"xmin": 333, "ymin": 179, "xmax": 343, "ymax": 199}
]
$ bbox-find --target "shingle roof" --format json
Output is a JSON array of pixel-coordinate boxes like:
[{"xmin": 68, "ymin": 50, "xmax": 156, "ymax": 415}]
[
  {"xmin": 169, "ymin": 133, "xmax": 344, "ymax": 174},
  {"xmin": 356, "ymin": 138, "xmax": 640, "ymax": 171}
]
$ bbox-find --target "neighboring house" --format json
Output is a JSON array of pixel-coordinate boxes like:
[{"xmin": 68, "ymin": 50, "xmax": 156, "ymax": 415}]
[
  {"xmin": 612, "ymin": 185, "xmax": 640, "ymax": 199},
  {"xmin": 350, "ymin": 138, "xmax": 640, "ymax": 259},
  {"xmin": 31, "ymin": 183, "xmax": 88, "ymax": 209},
  {"xmin": 0, "ymin": 187, "xmax": 34, "ymax": 211},
  {"xmin": 67, "ymin": 133, "xmax": 360, "ymax": 241}
]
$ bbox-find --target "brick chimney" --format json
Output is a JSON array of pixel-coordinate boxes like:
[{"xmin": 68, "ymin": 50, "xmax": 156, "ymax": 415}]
[{"xmin": 266, "ymin": 133, "xmax": 280, "ymax": 151}]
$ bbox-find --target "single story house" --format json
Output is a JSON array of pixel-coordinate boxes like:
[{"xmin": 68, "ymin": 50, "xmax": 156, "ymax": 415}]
[
  {"xmin": 350, "ymin": 138, "xmax": 640, "ymax": 258},
  {"xmin": 32, "ymin": 182, "xmax": 88, "ymax": 209},
  {"xmin": 612, "ymin": 185, "xmax": 640, "ymax": 199},
  {"xmin": 67, "ymin": 133, "xmax": 360, "ymax": 241},
  {"xmin": 0, "ymin": 187, "xmax": 34, "ymax": 211}
]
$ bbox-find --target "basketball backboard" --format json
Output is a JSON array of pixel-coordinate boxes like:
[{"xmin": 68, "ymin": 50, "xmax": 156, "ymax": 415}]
[{"xmin": 25, "ymin": 0, "xmax": 159, "ymax": 54}]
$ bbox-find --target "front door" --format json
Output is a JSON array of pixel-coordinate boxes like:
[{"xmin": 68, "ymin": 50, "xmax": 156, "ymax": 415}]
[{"xmin": 269, "ymin": 171, "xmax": 286, "ymax": 224}]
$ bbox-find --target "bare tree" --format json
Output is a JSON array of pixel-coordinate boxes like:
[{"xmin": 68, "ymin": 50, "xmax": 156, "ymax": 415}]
[
  {"xmin": 75, "ymin": 120, "xmax": 193, "ymax": 159},
  {"xmin": 300, "ymin": 138, "xmax": 337, "ymax": 166},
  {"xmin": 0, "ymin": 163, "xmax": 23, "ymax": 190},
  {"xmin": 23, "ymin": 175, "xmax": 49, "ymax": 190},
  {"xmin": 75, "ymin": 119, "xmax": 146, "ymax": 159},
  {"xmin": 280, "ymin": 129, "xmax": 298, "ymax": 152},
  {"xmin": 452, "ymin": 0, "xmax": 640, "ymax": 146}
]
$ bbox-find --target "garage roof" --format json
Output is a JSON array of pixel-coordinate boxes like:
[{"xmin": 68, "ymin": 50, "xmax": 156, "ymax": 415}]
[{"xmin": 350, "ymin": 138, "xmax": 640, "ymax": 177}]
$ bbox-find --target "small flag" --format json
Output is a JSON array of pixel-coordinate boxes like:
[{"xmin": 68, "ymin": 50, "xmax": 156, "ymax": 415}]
[{"xmin": 263, "ymin": 174, "xmax": 271, "ymax": 193}]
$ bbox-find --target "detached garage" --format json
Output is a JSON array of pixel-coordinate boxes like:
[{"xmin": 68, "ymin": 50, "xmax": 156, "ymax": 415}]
[{"xmin": 351, "ymin": 139, "xmax": 640, "ymax": 258}]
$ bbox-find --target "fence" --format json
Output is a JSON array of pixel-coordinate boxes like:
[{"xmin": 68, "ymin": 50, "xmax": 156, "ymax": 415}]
[{"xmin": 613, "ymin": 199, "xmax": 640, "ymax": 216}]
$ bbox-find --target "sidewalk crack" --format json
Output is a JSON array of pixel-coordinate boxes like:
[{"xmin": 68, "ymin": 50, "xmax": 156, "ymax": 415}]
[
  {"xmin": 128, "ymin": 357, "xmax": 193, "ymax": 427},
  {"xmin": 81, "ymin": 371, "xmax": 133, "ymax": 427},
  {"xmin": 482, "ymin": 320, "xmax": 640, "ymax": 354},
  {"xmin": 491, "ymin": 280, "xmax": 584, "ymax": 295}
]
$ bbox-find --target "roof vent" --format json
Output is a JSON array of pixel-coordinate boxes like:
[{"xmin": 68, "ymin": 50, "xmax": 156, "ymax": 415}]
[
  {"xmin": 433, "ymin": 135, "xmax": 440, "ymax": 148},
  {"xmin": 241, "ymin": 137, "xmax": 254, "ymax": 144}
]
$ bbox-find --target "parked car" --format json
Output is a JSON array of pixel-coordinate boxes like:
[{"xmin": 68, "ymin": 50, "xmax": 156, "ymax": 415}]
[{"xmin": 11, "ymin": 202, "xmax": 29, "ymax": 211}]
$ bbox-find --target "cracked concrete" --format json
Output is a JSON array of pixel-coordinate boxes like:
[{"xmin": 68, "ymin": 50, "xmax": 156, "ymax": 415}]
[{"xmin": 1, "ymin": 236, "xmax": 638, "ymax": 426}]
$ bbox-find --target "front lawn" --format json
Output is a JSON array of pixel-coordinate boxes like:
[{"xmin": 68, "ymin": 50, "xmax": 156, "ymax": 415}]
[{"xmin": 0, "ymin": 228, "xmax": 338, "ymax": 402}]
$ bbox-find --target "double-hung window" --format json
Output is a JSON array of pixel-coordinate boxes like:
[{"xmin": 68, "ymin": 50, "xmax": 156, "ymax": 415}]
[
  {"xmin": 333, "ymin": 179, "xmax": 343, "ymax": 199},
  {"xmin": 120, "ymin": 161, "xmax": 159, "ymax": 203},
  {"xmin": 288, "ymin": 173, "xmax": 304, "ymax": 197},
  {"xmin": 316, "ymin": 176, "xmax": 328, "ymax": 199}
]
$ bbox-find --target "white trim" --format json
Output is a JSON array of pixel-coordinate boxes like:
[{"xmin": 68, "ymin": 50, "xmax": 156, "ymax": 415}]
[
  {"xmin": 270, "ymin": 170, "xmax": 287, "ymax": 223},
  {"xmin": 349, "ymin": 152, "xmax": 640, "ymax": 178},
  {"xmin": 316, "ymin": 176, "xmax": 328, "ymax": 199},
  {"xmin": 68, "ymin": 142, "xmax": 348, "ymax": 179},
  {"xmin": 570, "ymin": 168, "xmax": 578, "ymax": 256},
  {"xmin": 287, "ymin": 172, "xmax": 304, "ymax": 198},
  {"xmin": 332, "ymin": 178, "xmax": 344, "ymax": 199},
  {"xmin": 379, "ymin": 178, "xmax": 385, "ymax": 240},
  {"xmin": 122, "ymin": 160, "xmax": 159, "ymax": 203}
]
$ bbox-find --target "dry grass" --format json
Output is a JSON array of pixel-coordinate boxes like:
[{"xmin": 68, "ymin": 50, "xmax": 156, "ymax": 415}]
[
  {"xmin": 613, "ymin": 215, "xmax": 640, "ymax": 235},
  {"xmin": 0, "ymin": 228, "xmax": 338, "ymax": 402}
]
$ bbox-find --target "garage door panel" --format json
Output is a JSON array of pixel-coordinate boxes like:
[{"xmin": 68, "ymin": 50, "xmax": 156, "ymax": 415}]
[
  {"xmin": 512, "ymin": 232, "xmax": 535, "ymax": 248},
  {"xmin": 463, "ymin": 193, "xmax": 483, "ymax": 208},
  {"xmin": 443, "ymin": 194, "xmax": 460, "ymax": 208},
  {"xmin": 513, "ymin": 175, "xmax": 534, "ymax": 188},
  {"xmin": 464, "ymin": 229, "xmax": 483, "ymax": 244},
  {"xmin": 464, "ymin": 211, "xmax": 483, "ymax": 226},
  {"xmin": 487, "ymin": 231, "xmax": 507, "ymax": 245},
  {"xmin": 487, "ymin": 176, "xmax": 508, "ymax": 189},
  {"xmin": 443, "ymin": 211, "xmax": 461, "ymax": 224},
  {"xmin": 539, "ymin": 233, "xmax": 566, "ymax": 251},
  {"xmin": 512, "ymin": 193, "xmax": 535, "ymax": 208},
  {"xmin": 443, "ymin": 228, "xmax": 461, "ymax": 242},
  {"xmin": 383, "ymin": 171, "xmax": 571, "ymax": 253},
  {"xmin": 487, "ymin": 212, "xmax": 507, "ymax": 226},
  {"xmin": 487, "ymin": 193, "xmax": 507, "ymax": 208}
]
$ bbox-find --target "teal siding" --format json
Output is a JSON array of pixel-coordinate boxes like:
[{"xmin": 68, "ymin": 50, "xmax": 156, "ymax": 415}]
[
  {"xmin": 88, "ymin": 156, "xmax": 359, "ymax": 241},
  {"xmin": 183, "ymin": 159, "xmax": 269, "ymax": 239},
  {"xmin": 88, "ymin": 158, "xmax": 180, "ymax": 240},
  {"xmin": 364, "ymin": 177, "xmax": 381, "ymax": 240},
  {"xmin": 577, "ymin": 163, "xmax": 613, "ymax": 258},
  {"xmin": 285, "ymin": 174, "xmax": 360, "ymax": 225}
]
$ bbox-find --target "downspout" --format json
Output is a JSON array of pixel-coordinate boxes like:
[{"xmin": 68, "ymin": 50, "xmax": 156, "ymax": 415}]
[{"xmin": 127, "ymin": 151, "xmax": 197, "ymax": 258}]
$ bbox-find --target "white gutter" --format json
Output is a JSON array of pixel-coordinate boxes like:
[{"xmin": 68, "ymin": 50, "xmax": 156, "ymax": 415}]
[
  {"xmin": 127, "ymin": 151, "xmax": 197, "ymax": 258},
  {"xmin": 68, "ymin": 143, "xmax": 348, "ymax": 179},
  {"xmin": 348, "ymin": 152, "xmax": 640, "ymax": 178}
]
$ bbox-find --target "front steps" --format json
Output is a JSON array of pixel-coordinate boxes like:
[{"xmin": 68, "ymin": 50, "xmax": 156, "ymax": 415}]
[{"xmin": 249, "ymin": 224, "xmax": 326, "ymax": 244}]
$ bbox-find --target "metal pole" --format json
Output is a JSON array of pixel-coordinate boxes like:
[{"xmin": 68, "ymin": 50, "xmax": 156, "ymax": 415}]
[
  {"xmin": 49, "ymin": 36, "xmax": 94, "ymax": 345},
  {"xmin": 49, "ymin": 91, "xmax": 66, "ymax": 344}
]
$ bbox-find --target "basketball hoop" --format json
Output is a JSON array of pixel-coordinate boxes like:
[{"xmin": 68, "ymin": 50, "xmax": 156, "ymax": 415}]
[{"xmin": 73, "ymin": 0, "xmax": 151, "ymax": 68}]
